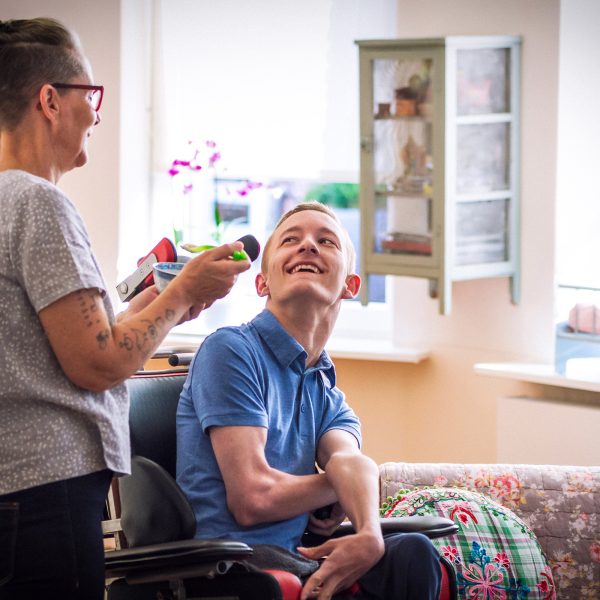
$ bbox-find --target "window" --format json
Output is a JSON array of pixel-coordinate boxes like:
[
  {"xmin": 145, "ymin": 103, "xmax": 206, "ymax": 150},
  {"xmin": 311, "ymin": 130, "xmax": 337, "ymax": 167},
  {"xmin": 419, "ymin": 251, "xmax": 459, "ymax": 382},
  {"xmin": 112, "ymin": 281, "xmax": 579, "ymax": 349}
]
[
  {"xmin": 555, "ymin": 0, "xmax": 600, "ymax": 324},
  {"xmin": 120, "ymin": 0, "xmax": 396, "ymax": 338}
]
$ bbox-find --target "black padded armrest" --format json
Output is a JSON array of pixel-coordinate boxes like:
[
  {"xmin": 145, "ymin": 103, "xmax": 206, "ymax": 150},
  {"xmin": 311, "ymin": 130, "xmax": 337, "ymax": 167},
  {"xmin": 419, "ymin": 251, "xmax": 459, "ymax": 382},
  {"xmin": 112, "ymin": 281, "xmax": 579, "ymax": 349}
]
[
  {"xmin": 105, "ymin": 538, "xmax": 252, "ymax": 573},
  {"xmin": 333, "ymin": 516, "xmax": 458, "ymax": 540}
]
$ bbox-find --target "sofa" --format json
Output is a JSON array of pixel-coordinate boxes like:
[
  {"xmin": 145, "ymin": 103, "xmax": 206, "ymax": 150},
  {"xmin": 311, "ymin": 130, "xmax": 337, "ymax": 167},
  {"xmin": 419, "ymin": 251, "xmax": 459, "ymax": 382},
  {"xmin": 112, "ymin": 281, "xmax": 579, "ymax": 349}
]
[{"xmin": 378, "ymin": 462, "xmax": 600, "ymax": 599}]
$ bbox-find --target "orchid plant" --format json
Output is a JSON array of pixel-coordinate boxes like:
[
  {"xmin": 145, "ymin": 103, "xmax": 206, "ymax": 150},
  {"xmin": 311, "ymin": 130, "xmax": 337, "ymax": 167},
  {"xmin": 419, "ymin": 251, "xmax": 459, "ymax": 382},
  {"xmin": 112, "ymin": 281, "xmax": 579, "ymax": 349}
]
[{"xmin": 167, "ymin": 140, "xmax": 262, "ymax": 250}]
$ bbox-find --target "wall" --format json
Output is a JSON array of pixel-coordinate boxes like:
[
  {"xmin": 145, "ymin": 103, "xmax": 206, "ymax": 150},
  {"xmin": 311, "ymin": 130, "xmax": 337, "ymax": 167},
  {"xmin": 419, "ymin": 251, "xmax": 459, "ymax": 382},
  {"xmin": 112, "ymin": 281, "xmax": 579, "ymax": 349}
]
[
  {"xmin": 335, "ymin": 0, "xmax": 563, "ymax": 465},
  {"xmin": 497, "ymin": 395, "xmax": 600, "ymax": 466},
  {"xmin": 0, "ymin": 0, "xmax": 121, "ymax": 294}
]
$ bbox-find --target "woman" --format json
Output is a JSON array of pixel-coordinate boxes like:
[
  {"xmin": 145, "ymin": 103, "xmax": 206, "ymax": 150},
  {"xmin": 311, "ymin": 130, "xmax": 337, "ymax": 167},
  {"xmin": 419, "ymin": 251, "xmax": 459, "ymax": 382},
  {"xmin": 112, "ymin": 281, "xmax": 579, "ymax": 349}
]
[{"xmin": 0, "ymin": 17, "xmax": 250, "ymax": 599}]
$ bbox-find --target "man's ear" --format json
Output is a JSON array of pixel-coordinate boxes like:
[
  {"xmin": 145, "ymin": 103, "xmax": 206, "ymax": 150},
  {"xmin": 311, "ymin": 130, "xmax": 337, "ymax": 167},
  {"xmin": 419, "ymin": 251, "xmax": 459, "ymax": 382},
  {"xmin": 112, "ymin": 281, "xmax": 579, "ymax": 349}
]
[
  {"xmin": 341, "ymin": 274, "xmax": 361, "ymax": 299},
  {"xmin": 37, "ymin": 84, "xmax": 61, "ymax": 121},
  {"xmin": 255, "ymin": 273, "xmax": 270, "ymax": 297}
]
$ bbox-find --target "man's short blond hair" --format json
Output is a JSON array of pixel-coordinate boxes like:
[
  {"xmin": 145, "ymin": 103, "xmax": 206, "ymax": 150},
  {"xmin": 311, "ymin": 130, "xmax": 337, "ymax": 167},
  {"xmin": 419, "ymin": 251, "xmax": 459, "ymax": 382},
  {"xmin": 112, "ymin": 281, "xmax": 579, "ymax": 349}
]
[{"xmin": 261, "ymin": 201, "xmax": 356, "ymax": 275}]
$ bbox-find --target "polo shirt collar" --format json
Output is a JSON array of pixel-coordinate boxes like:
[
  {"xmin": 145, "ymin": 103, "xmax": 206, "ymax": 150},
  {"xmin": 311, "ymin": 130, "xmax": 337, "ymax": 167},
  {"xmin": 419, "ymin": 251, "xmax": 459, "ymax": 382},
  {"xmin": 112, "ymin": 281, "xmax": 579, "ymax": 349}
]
[{"xmin": 252, "ymin": 309, "xmax": 336, "ymax": 385}]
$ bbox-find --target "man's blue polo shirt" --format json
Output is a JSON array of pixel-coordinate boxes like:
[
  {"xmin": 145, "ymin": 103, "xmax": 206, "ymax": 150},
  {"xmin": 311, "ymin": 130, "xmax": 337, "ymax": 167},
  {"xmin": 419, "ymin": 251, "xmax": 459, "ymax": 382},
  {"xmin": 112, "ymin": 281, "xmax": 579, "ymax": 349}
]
[{"xmin": 176, "ymin": 309, "xmax": 362, "ymax": 552}]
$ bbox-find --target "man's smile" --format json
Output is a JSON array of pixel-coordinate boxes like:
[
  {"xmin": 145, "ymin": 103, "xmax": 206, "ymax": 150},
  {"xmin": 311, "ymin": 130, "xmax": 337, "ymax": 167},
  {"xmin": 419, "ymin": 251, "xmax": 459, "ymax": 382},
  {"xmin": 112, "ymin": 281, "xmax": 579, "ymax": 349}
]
[{"xmin": 288, "ymin": 263, "xmax": 322, "ymax": 274}]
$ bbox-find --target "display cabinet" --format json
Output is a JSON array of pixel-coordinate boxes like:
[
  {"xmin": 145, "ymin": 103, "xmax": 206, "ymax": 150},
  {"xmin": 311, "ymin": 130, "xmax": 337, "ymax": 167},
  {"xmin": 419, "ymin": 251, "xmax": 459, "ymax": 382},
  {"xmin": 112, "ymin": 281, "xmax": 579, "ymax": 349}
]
[{"xmin": 356, "ymin": 37, "xmax": 521, "ymax": 313}]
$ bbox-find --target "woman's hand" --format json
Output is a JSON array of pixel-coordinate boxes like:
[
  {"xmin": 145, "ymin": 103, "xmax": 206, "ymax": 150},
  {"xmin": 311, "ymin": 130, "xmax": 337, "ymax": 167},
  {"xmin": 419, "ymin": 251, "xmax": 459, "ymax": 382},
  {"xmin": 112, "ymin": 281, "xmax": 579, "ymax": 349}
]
[{"xmin": 116, "ymin": 285, "xmax": 159, "ymax": 322}]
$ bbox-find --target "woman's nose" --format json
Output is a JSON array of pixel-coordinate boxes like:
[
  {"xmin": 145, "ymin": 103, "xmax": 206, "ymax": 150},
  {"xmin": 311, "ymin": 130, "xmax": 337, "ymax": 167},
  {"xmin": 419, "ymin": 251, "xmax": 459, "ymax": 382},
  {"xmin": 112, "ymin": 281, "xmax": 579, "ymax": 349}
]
[{"xmin": 94, "ymin": 111, "xmax": 101, "ymax": 126}]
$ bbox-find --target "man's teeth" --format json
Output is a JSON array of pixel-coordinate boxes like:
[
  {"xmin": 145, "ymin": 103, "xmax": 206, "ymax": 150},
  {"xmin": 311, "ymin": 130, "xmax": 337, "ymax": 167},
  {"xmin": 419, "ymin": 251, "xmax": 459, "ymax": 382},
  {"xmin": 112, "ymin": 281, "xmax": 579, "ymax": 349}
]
[{"xmin": 290, "ymin": 264, "xmax": 320, "ymax": 274}]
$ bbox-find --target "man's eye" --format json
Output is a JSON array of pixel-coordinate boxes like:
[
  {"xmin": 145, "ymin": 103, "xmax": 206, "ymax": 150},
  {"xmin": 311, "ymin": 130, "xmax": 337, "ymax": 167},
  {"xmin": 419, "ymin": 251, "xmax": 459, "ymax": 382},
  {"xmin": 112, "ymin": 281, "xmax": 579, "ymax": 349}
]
[
  {"xmin": 282, "ymin": 236, "xmax": 297, "ymax": 244},
  {"xmin": 320, "ymin": 238, "xmax": 337, "ymax": 247}
]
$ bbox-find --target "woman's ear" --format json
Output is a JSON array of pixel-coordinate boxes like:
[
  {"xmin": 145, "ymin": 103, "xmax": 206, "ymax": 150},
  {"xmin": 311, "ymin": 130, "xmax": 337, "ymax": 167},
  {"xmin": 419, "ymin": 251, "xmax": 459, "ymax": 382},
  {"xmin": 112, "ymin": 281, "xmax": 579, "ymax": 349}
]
[
  {"xmin": 37, "ymin": 84, "xmax": 60, "ymax": 121},
  {"xmin": 255, "ymin": 273, "xmax": 270, "ymax": 297},
  {"xmin": 341, "ymin": 274, "xmax": 361, "ymax": 299}
]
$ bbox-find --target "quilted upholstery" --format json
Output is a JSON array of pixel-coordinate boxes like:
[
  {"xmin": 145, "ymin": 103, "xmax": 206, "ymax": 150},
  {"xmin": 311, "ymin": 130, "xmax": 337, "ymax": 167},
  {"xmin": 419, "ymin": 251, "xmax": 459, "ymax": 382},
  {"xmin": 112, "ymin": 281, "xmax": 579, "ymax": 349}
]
[{"xmin": 378, "ymin": 463, "xmax": 600, "ymax": 600}]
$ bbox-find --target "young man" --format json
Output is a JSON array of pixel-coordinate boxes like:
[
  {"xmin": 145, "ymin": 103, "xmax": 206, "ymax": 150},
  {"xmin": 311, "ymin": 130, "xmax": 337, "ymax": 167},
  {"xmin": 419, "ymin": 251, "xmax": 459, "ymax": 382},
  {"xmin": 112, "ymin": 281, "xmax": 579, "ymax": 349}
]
[{"xmin": 177, "ymin": 202, "xmax": 442, "ymax": 599}]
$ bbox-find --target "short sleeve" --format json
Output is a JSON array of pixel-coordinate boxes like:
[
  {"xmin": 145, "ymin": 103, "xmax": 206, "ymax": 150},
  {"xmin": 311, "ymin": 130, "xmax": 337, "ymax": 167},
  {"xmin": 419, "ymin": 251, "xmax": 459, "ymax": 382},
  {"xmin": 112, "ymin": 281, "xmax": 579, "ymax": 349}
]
[
  {"xmin": 320, "ymin": 390, "xmax": 362, "ymax": 448},
  {"xmin": 188, "ymin": 328, "xmax": 270, "ymax": 432},
  {"xmin": 9, "ymin": 181, "xmax": 106, "ymax": 312}
]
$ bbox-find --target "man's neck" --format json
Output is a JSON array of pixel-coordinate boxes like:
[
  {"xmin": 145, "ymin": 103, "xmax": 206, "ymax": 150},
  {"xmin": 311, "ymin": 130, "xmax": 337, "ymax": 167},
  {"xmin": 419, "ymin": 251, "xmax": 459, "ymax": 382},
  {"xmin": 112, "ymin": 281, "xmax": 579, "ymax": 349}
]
[{"xmin": 266, "ymin": 299, "xmax": 340, "ymax": 368}]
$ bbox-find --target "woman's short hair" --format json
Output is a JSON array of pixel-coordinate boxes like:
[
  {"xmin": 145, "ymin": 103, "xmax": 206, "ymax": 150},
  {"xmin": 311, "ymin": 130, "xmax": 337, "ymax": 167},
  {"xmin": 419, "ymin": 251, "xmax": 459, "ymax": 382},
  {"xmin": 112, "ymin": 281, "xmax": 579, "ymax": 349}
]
[
  {"xmin": 261, "ymin": 201, "xmax": 357, "ymax": 275},
  {"xmin": 0, "ymin": 18, "xmax": 84, "ymax": 130}
]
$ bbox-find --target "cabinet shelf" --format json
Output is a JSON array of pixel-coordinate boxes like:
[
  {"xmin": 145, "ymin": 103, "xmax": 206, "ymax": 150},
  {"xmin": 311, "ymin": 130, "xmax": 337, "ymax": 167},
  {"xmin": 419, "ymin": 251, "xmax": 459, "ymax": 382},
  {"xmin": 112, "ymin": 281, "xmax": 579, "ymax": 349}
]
[
  {"xmin": 375, "ymin": 190, "xmax": 431, "ymax": 199},
  {"xmin": 374, "ymin": 115, "xmax": 433, "ymax": 123},
  {"xmin": 356, "ymin": 36, "xmax": 521, "ymax": 314}
]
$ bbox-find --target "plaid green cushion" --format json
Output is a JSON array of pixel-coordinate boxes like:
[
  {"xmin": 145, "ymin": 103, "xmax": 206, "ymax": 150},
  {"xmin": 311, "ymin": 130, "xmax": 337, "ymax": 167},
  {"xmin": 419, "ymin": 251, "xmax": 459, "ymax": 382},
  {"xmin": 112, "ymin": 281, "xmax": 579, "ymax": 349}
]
[{"xmin": 382, "ymin": 487, "xmax": 556, "ymax": 599}]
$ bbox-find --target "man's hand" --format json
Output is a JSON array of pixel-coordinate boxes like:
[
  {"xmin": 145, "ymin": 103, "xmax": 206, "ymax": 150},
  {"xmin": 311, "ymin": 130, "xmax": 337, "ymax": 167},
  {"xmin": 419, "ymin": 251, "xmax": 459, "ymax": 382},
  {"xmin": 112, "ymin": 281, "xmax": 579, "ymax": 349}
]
[
  {"xmin": 307, "ymin": 502, "xmax": 346, "ymax": 537},
  {"xmin": 297, "ymin": 531, "xmax": 384, "ymax": 599}
]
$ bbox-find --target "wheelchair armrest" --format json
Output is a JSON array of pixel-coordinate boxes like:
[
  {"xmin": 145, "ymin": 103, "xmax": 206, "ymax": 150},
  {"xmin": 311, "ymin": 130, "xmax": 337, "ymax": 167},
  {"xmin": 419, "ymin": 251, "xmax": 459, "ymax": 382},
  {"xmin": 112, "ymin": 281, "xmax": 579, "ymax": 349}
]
[{"xmin": 332, "ymin": 516, "xmax": 458, "ymax": 540}]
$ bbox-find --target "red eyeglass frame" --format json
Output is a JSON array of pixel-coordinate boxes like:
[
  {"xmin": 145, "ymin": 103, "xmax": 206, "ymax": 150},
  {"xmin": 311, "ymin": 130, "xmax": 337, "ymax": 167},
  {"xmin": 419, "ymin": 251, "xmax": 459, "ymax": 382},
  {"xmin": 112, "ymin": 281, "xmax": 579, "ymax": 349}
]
[{"xmin": 50, "ymin": 83, "xmax": 104, "ymax": 112}]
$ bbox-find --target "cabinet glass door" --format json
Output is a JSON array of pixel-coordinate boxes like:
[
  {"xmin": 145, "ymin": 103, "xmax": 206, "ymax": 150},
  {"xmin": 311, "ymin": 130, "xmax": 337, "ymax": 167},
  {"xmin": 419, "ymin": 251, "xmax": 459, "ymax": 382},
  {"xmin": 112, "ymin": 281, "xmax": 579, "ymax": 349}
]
[
  {"xmin": 371, "ymin": 56, "xmax": 435, "ymax": 259},
  {"xmin": 454, "ymin": 47, "xmax": 513, "ymax": 266}
]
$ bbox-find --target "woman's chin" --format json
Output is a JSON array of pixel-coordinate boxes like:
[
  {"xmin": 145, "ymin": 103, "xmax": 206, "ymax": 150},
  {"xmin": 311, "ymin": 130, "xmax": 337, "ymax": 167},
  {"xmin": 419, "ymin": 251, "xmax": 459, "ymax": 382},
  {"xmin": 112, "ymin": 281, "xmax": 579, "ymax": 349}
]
[{"xmin": 74, "ymin": 150, "xmax": 89, "ymax": 169}]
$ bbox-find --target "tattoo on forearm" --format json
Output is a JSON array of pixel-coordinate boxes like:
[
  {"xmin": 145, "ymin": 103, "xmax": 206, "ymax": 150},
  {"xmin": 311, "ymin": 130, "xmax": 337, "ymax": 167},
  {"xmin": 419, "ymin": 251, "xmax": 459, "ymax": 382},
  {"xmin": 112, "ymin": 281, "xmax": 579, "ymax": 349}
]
[
  {"xmin": 118, "ymin": 331, "xmax": 136, "ymax": 351},
  {"xmin": 104, "ymin": 310, "xmax": 174, "ymax": 353},
  {"xmin": 141, "ymin": 319, "xmax": 158, "ymax": 340},
  {"xmin": 96, "ymin": 329, "xmax": 110, "ymax": 349}
]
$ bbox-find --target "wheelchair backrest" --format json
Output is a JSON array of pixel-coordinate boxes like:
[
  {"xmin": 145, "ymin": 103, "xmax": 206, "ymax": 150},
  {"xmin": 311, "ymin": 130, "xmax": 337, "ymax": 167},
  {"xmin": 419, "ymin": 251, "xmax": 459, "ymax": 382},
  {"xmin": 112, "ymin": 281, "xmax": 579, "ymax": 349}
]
[{"xmin": 126, "ymin": 370, "xmax": 188, "ymax": 478}]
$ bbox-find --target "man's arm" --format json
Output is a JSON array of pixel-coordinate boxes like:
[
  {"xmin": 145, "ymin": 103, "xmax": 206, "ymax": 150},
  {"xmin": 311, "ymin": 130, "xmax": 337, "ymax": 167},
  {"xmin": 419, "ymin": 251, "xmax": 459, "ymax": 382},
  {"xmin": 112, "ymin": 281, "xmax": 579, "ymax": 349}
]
[
  {"xmin": 209, "ymin": 425, "xmax": 339, "ymax": 526},
  {"xmin": 39, "ymin": 243, "xmax": 249, "ymax": 392},
  {"xmin": 297, "ymin": 429, "xmax": 385, "ymax": 600}
]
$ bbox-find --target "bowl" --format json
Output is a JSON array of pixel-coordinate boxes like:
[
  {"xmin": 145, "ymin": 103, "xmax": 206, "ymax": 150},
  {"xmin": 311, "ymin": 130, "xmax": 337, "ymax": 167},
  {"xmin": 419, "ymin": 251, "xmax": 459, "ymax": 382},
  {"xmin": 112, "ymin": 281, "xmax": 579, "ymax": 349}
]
[{"xmin": 153, "ymin": 261, "xmax": 185, "ymax": 292}]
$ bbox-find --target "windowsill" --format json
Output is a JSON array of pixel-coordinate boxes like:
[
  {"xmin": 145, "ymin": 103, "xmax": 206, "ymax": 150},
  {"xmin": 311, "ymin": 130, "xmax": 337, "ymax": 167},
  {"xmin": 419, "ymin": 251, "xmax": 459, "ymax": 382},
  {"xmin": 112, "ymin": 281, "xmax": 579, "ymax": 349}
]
[
  {"xmin": 326, "ymin": 337, "xmax": 429, "ymax": 362},
  {"xmin": 159, "ymin": 290, "xmax": 429, "ymax": 363},
  {"xmin": 474, "ymin": 362, "xmax": 600, "ymax": 393},
  {"xmin": 162, "ymin": 331, "xmax": 430, "ymax": 363}
]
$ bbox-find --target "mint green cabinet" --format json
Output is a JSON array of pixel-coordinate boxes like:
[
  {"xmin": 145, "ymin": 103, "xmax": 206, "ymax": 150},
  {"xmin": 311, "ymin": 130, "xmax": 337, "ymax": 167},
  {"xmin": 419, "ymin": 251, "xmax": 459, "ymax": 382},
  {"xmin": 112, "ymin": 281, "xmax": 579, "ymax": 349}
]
[{"xmin": 356, "ymin": 37, "xmax": 521, "ymax": 314}]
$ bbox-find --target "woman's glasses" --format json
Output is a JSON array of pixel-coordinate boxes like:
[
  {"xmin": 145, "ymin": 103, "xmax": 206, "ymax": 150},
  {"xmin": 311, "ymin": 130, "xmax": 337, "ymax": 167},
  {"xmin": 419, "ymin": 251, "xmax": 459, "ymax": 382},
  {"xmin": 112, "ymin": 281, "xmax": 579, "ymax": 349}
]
[{"xmin": 51, "ymin": 83, "xmax": 104, "ymax": 112}]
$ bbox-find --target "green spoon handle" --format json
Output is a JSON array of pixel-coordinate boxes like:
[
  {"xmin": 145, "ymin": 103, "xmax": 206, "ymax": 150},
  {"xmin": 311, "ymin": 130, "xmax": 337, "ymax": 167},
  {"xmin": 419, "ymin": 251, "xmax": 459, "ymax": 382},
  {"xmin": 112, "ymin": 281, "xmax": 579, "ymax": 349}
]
[{"xmin": 181, "ymin": 243, "xmax": 248, "ymax": 261}]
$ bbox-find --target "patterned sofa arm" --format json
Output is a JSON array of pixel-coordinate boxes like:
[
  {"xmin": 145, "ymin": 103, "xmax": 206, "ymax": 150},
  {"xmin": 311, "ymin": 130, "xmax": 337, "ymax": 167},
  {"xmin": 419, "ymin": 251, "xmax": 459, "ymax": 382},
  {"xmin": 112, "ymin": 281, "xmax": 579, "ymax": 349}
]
[{"xmin": 378, "ymin": 462, "xmax": 600, "ymax": 599}]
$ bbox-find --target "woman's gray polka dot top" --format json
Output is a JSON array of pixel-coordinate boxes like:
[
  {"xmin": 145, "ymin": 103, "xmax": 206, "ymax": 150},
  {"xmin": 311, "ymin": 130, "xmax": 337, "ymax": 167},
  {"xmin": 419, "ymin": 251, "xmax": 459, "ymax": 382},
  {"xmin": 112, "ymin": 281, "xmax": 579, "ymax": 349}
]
[{"xmin": 0, "ymin": 170, "xmax": 129, "ymax": 494}]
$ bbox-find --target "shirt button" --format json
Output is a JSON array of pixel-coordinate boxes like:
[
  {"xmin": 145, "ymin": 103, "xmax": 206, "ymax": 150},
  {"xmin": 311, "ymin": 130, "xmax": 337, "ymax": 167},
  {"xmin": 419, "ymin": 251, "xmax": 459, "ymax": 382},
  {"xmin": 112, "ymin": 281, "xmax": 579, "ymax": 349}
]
[{"xmin": 300, "ymin": 404, "xmax": 306, "ymax": 413}]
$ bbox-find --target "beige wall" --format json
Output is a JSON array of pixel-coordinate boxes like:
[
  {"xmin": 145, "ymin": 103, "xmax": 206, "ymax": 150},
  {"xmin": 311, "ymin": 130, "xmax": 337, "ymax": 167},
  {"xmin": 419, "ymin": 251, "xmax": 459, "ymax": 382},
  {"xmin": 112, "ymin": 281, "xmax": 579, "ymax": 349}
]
[
  {"xmin": 5, "ymin": 1, "xmax": 595, "ymax": 467},
  {"xmin": 338, "ymin": 0, "xmax": 564, "ymax": 465}
]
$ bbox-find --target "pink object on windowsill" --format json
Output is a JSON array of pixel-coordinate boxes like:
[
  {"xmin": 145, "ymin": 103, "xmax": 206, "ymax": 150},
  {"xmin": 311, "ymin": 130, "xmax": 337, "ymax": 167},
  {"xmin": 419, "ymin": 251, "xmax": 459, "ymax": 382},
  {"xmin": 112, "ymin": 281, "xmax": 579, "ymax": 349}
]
[{"xmin": 568, "ymin": 303, "xmax": 600, "ymax": 334}]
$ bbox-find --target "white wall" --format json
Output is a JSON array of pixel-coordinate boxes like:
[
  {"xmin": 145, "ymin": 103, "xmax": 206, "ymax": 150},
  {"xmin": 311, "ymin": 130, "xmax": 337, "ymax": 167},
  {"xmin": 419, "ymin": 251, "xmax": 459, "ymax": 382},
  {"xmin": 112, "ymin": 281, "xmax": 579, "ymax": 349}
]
[{"xmin": 0, "ymin": 0, "xmax": 121, "ymax": 300}]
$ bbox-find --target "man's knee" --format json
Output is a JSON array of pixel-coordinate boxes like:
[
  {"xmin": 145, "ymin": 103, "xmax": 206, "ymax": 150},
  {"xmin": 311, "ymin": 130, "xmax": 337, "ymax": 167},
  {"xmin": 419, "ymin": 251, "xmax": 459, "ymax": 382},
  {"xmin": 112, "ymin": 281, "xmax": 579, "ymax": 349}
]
[{"xmin": 384, "ymin": 532, "xmax": 440, "ymax": 568}]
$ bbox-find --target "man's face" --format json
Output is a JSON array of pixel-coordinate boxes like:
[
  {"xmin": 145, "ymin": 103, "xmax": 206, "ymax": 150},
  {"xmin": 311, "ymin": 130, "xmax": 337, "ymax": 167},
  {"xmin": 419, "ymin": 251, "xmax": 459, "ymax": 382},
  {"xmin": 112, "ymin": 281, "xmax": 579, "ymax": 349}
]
[{"xmin": 255, "ymin": 210, "xmax": 360, "ymax": 307}]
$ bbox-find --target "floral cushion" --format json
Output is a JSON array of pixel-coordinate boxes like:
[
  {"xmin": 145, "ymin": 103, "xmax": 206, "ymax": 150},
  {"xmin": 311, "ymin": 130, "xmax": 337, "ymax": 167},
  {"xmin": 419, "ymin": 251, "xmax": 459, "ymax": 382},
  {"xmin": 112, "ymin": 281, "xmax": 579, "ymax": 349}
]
[{"xmin": 382, "ymin": 487, "xmax": 556, "ymax": 599}]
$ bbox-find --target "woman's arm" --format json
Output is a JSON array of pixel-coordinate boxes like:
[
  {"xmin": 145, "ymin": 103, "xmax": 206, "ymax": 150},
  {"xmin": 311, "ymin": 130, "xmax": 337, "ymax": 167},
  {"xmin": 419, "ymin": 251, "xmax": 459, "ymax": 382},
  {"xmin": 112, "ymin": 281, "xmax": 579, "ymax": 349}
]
[{"xmin": 39, "ymin": 242, "xmax": 249, "ymax": 391}]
